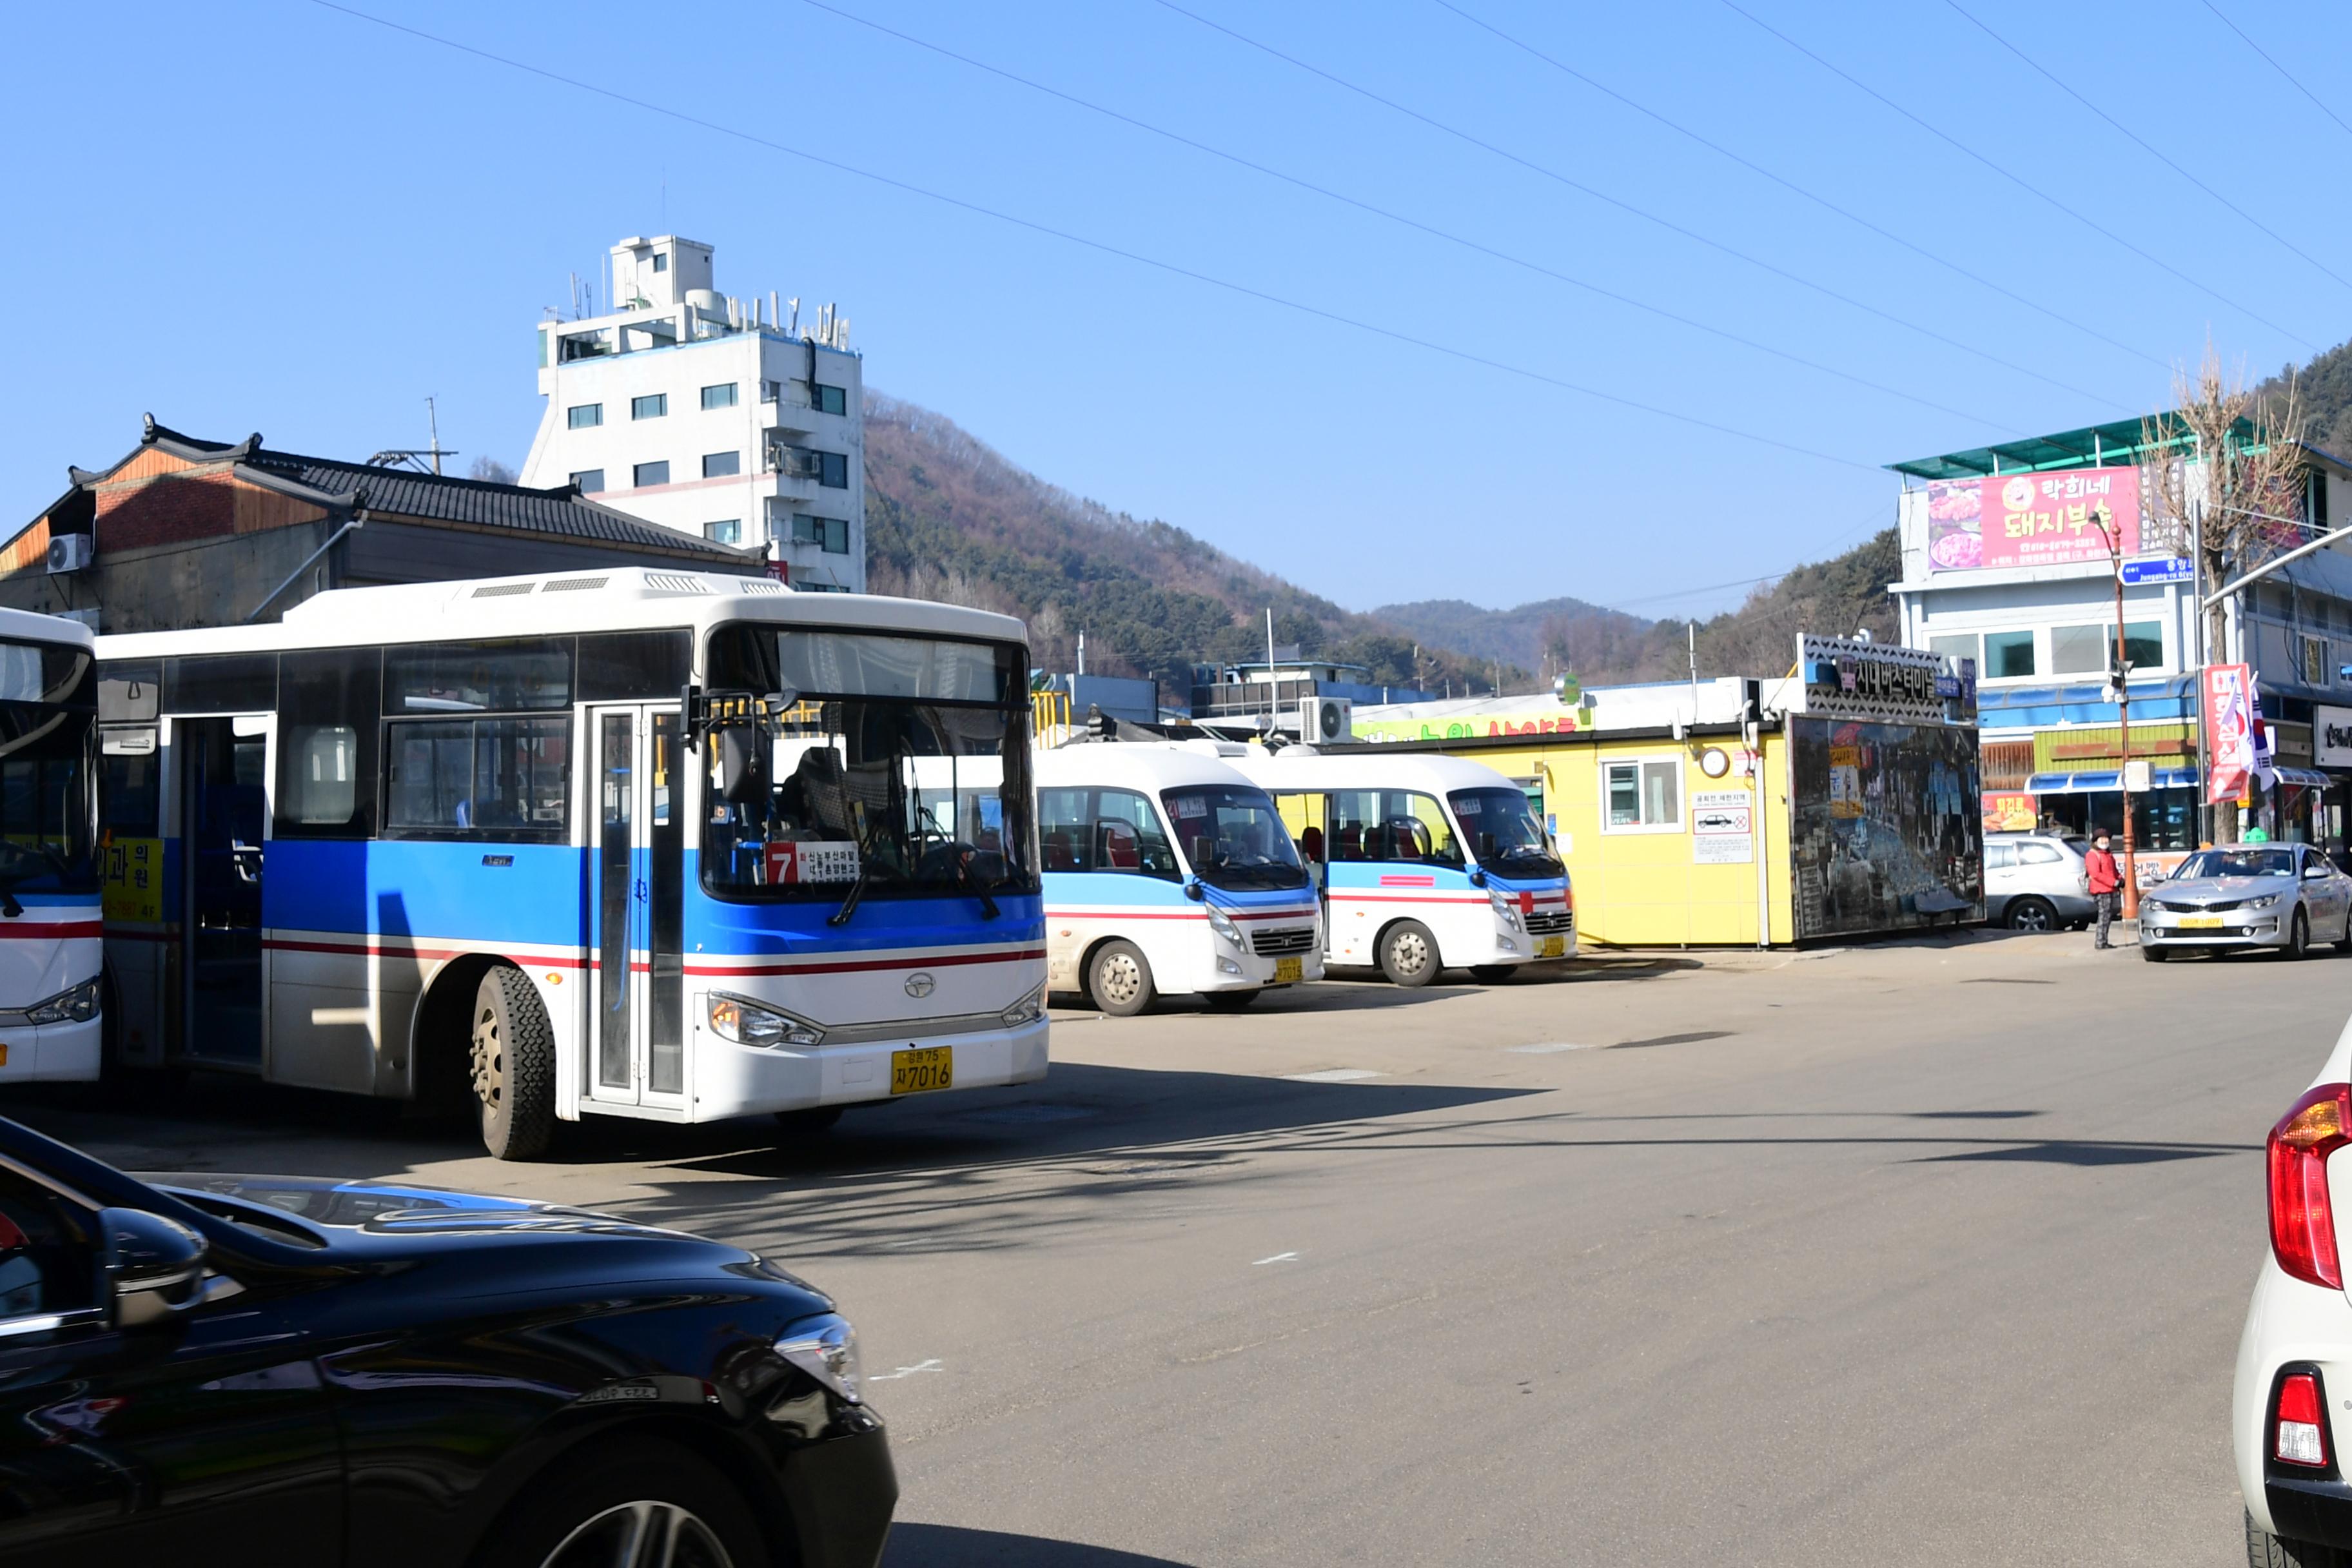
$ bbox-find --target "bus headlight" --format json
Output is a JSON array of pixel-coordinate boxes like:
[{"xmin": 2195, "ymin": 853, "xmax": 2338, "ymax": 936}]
[
  {"xmin": 23, "ymin": 979, "xmax": 99, "ymax": 1026},
  {"xmin": 776, "ymin": 1313, "xmax": 863, "ymax": 1403},
  {"xmin": 1206, "ymin": 906, "xmax": 1242, "ymax": 946},
  {"xmin": 709, "ymin": 992, "xmax": 824, "ymax": 1048},
  {"xmin": 1000, "ymin": 983, "xmax": 1047, "ymax": 1028},
  {"xmin": 1489, "ymin": 889, "xmax": 1522, "ymax": 932}
]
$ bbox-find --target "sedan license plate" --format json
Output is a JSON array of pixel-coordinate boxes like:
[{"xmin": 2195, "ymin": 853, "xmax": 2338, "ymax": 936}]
[
  {"xmin": 2177, "ymin": 914, "xmax": 2224, "ymax": 930},
  {"xmin": 1275, "ymin": 956, "xmax": 1304, "ymax": 984},
  {"xmin": 1539, "ymin": 936, "xmax": 1567, "ymax": 958},
  {"xmin": 890, "ymin": 1046, "xmax": 953, "ymax": 1095}
]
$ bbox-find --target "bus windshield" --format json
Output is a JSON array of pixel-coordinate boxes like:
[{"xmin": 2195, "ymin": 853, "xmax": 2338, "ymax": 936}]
[
  {"xmin": 702, "ymin": 625, "xmax": 1035, "ymax": 903},
  {"xmin": 1161, "ymin": 785, "xmax": 1307, "ymax": 892},
  {"xmin": 1449, "ymin": 787, "xmax": 1562, "ymax": 878},
  {"xmin": 0, "ymin": 638, "xmax": 95, "ymax": 892}
]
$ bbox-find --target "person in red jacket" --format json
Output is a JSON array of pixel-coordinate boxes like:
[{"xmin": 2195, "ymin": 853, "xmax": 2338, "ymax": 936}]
[{"xmin": 2084, "ymin": 830, "xmax": 2122, "ymax": 949}]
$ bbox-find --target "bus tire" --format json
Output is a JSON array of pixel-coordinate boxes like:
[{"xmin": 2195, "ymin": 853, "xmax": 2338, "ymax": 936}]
[
  {"xmin": 1088, "ymin": 940, "xmax": 1156, "ymax": 1017},
  {"xmin": 472, "ymin": 965, "xmax": 554, "ymax": 1161},
  {"xmin": 1202, "ymin": 989, "xmax": 1260, "ymax": 1012},
  {"xmin": 1467, "ymin": 964, "xmax": 1518, "ymax": 983},
  {"xmin": 1378, "ymin": 921, "xmax": 1442, "ymax": 987}
]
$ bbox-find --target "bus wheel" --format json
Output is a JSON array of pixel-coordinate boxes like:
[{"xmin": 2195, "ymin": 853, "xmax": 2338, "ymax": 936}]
[
  {"xmin": 1467, "ymin": 965, "xmax": 1518, "ymax": 983},
  {"xmin": 1088, "ymin": 941, "xmax": 1156, "ymax": 1017},
  {"xmin": 471, "ymin": 966, "xmax": 554, "ymax": 1161},
  {"xmin": 1378, "ymin": 921, "xmax": 1441, "ymax": 987}
]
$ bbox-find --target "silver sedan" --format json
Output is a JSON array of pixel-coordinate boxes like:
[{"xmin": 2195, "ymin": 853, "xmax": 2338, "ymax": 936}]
[{"xmin": 2138, "ymin": 844, "xmax": 2352, "ymax": 961}]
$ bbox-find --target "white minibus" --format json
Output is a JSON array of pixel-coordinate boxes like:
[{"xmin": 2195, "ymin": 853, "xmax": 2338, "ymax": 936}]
[
  {"xmin": 1233, "ymin": 749, "xmax": 1573, "ymax": 985},
  {"xmin": 1034, "ymin": 742, "xmax": 1322, "ymax": 1014}
]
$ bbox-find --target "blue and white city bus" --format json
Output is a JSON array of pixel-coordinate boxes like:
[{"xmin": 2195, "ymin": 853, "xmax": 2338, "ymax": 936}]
[
  {"xmin": 0, "ymin": 609, "xmax": 103, "ymax": 1082},
  {"xmin": 95, "ymin": 569, "xmax": 1046, "ymax": 1156}
]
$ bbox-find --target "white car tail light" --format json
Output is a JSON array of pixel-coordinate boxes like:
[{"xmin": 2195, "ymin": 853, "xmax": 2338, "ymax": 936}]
[
  {"xmin": 2269, "ymin": 1084, "xmax": 2352, "ymax": 1289},
  {"xmin": 2277, "ymin": 1370, "xmax": 2330, "ymax": 1468}
]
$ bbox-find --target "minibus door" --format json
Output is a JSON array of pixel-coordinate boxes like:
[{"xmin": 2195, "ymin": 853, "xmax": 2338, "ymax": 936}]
[
  {"xmin": 178, "ymin": 714, "xmax": 268, "ymax": 1068},
  {"xmin": 1290, "ymin": 791, "xmax": 1331, "ymax": 933},
  {"xmin": 582, "ymin": 704, "xmax": 687, "ymax": 1112}
]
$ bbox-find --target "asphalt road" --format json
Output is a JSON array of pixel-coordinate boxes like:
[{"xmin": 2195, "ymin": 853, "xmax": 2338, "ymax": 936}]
[{"xmin": 12, "ymin": 926, "xmax": 2344, "ymax": 1566}]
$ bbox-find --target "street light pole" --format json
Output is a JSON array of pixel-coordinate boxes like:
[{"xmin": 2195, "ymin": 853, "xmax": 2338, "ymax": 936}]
[{"xmin": 2090, "ymin": 506, "xmax": 2138, "ymax": 919}]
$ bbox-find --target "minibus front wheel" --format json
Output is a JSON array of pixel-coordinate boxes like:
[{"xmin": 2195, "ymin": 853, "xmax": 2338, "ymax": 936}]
[
  {"xmin": 1378, "ymin": 921, "xmax": 1442, "ymax": 988},
  {"xmin": 1088, "ymin": 940, "xmax": 1157, "ymax": 1018}
]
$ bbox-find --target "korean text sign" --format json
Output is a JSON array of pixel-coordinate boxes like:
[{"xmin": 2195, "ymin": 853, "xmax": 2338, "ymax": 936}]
[
  {"xmin": 1925, "ymin": 465, "xmax": 2140, "ymax": 572},
  {"xmin": 2204, "ymin": 663, "xmax": 2256, "ymax": 804}
]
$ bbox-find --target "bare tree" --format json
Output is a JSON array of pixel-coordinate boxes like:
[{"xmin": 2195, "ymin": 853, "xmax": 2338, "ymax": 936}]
[
  {"xmin": 2140, "ymin": 342, "xmax": 2311, "ymax": 841},
  {"xmin": 469, "ymin": 455, "xmax": 518, "ymax": 485}
]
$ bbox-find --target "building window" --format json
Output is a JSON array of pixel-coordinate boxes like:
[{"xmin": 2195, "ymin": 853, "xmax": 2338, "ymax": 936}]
[
  {"xmin": 702, "ymin": 451, "xmax": 741, "ymax": 480},
  {"xmin": 566, "ymin": 403, "xmax": 603, "ymax": 429},
  {"xmin": 1983, "ymin": 629, "xmax": 2036, "ymax": 679},
  {"xmin": 632, "ymin": 393, "xmax": 667, "ymax": 420},
  {"xmin": 813, "ymin": 382, "xmax": 847, "ymax": 416},
  {"xmin": 1927, "ymin": 632, "xmax": 1979, "ymax": 671},
  {"xmin": 818, "ymin": 451, "xmax": 848, "ymax": 489},
  {"xmin": 779, "ymin": 513, "xmax": 850, "ymax": 554},
  {"xmin": 2053, "ymin": 620, "xmax": 2161, "ymax": 677},
  {"xmin": 633, "ymin": 460, "xmax": 670, "ymax": 488},
  {"xmin": 1602, "ymin": 758, "xmax": 1681, "ymax": 832},
  {"xmin": 570, "ymin": 469, "xmax": 605, "ymax": 494},
  {"xmin": 652, "ymin": 252, "xmax": 668, "ymax": 273},
  {"xmin": 703, "ymin": 520, "xmax": 742, "ymax": 545},
  {"xmin": 701, "ymin": 383, "xmax": 738, "ymax": 411},
  {"xmin": 761, "ymin": 379, "xmax": 782, "ymax": 403}
]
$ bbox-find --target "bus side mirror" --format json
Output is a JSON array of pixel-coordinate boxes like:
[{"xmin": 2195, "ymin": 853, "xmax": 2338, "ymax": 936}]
[
  {"xmin": 714, "ymin": 727, "xmax": 769, "ymax": 805},
  {"xmin": 1467, "ymin": 867, "xmax": 1487, "ymax": 888}
]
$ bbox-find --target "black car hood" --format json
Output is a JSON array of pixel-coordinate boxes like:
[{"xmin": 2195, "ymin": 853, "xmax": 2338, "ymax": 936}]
[{"xmin": 142, "ymin": 1171, "xmax": 828, "ymax": 1309}]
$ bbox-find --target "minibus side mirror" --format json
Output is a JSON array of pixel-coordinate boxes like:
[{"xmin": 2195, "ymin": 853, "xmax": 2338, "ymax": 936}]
[
  {"xmin": 1467, "ymin": 866, "xmax": 1487, "ymax": 887},
  {"xmin": 1183, "ymin": 879, "xmax": 1206, "ymax": 902}
]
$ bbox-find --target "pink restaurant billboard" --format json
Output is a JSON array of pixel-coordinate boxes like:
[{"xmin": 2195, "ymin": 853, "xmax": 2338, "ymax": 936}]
[{"xmin": 1925, "ymin": 465, "xmax": 2141, "ymax": 572}]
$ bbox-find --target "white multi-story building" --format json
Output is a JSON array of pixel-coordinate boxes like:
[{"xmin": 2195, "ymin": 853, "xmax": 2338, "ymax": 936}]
[{"xmin": 521, "ymin": 235, "xmax": 867, "ymax": 592}]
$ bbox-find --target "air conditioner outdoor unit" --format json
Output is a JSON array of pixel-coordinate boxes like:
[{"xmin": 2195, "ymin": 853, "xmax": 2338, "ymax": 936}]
[
  {"xmin": 45, "ymin": 534, "xmax": 93, "ymax": 574},
  {"xmin": 1296, "ymin": 696, "xmax": 1352, "ymax": 745}
]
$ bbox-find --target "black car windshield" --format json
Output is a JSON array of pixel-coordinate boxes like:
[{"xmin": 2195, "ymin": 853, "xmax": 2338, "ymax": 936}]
[
  {"xmin": 1162, "ymin": 785, "xmax": 1307, "ymax": 891},
  {"xmin": 1449, "ymin": 787, "xmax": 1562, "ymax": 877},
  {"xmin": 0, "ymin": 640, "xmax": 95, "ymax": 891},
  {"xmin": 2175, "ymin": 848, "xmax": 2294, "ymax": 879},
  {"xmin": 703, "ymin": 625, "xmax": 1035, "ymax": 902}
]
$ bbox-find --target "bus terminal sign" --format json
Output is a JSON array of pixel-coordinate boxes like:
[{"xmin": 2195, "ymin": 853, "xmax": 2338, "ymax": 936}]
[{"xmin": 1799, "ymin": 634, "xmax": 1975, "ymax": 725}]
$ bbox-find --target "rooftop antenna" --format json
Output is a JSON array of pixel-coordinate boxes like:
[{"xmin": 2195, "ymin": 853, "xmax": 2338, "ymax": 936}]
[
  {"xmin": 427, "ymin": 396, "xmax": 445, "ymax": 476},
  {"xmin": 365, "ymin": 396, "xmax": 459, "ymax": 476}
]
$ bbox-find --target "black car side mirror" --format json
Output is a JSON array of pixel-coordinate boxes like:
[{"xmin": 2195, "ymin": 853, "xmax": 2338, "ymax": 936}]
[{"xmin": 101, "ymin": 1208, "xmax": 208, "ymax": 1329}]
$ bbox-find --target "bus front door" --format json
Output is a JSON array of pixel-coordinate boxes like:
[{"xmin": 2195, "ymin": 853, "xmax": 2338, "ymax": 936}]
[
  {"xmin": 178, "ymin": 715, "xmax": 267, "ymax": 1067},
  {"xmin": 582, "ymin": 705, "xmax": 685, "ymax": 1112}
]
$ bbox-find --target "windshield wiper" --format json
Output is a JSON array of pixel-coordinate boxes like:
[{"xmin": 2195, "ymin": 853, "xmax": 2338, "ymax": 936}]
[
  {"xmin": 957, "ymin": 853, "xmax": 1000, "ymax": 921},
  {"xmin": 827, "ymin": 835, "xmax": 875, "ymax": 928}
]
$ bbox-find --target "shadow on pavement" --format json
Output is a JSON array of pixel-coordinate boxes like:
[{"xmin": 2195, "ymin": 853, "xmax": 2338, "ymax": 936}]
[{"xmin": 887, "ymin": 1525, "xmax": 1195, "ymax": 1567}]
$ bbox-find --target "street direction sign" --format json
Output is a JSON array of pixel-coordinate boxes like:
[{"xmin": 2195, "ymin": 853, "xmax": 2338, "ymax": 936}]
[{"xmin": 2120, "ymin": 556, "xmax": 2193, "ymax": 585}]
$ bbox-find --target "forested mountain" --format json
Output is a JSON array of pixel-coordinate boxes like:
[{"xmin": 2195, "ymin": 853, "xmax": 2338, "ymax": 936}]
[
  {"xmin": 859, "ymin": 395, "xmax": 1511, "ymax": 692},
  {"xmin": 1367, "ymin": 596, "xmax": 1638, "ymax": 674}
]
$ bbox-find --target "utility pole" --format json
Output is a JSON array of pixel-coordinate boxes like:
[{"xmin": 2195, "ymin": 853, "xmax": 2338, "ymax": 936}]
[{"xmin": 2090, "ymin": 505, "xmax": 2137, "ymax": 919}]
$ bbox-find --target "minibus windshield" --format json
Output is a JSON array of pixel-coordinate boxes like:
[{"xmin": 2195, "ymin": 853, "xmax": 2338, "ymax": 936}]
[
  {"xmin": 1449, "ymin": 787, "xmax": 1563, "ymax": 878},
  {"xmin": 1161, "ymin": 785, "xmax": 1307, "ymax": 892}
]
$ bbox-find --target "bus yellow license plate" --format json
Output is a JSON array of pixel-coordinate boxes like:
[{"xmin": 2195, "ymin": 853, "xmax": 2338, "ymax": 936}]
[
  {"xmin": 1540, "ymin": 936, "xmax": 1567, "ymax": 958},
  {"xmin": 890, "ymin": 1046, "xmax": 953, "ymax": 1095},
  {"xmin": 2177, "ymin": 914, "xmax": 2224, "ymax": 929},
  {"xmin": 1275, "ymin": 957, "xmax": 1304, "ymax": 984}
]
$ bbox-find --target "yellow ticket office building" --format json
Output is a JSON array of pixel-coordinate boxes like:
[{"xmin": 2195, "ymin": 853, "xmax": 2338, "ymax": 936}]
[{"xmin": 1351, "ymin": 641, "xmax": 1986, "ymax": 946}]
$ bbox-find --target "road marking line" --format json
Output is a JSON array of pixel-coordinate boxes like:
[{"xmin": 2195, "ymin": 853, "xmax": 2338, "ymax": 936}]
[
  {"xmin": 869, "ymin": 1358, "xmax": 943, "ymax": 1381},
  {"xmin": 1252, "ymin": 1251, "xmax": 1299, "ymax": 1266},
  {"xmin": 1284, "ymin": 1068, "xmax": 1384, "ymax": 1082}
]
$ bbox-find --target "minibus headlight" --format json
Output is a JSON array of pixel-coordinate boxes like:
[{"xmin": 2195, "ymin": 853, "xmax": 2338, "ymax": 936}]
[
  {"xmin": 23, "ymin": 979, "xmax": 99, "ymax": 1026},
  {"xmin": 709, "ymin": 992, "xmax": 823, "ymax": 1048},
  {"xmin": 1489, "ymin": 889, "xmax": 1522, "ymax": 931},
  {"xmin": 1000, "ymin": 983, "xmax": 1047, "ymax": 1028},
  {"xmin": 775, "ymin": 1313, "xmax": 863, "ymax": 1404},
  {"xmin": 1205, "ymin": 906, "xmax": 1242, "ymax": 946}
]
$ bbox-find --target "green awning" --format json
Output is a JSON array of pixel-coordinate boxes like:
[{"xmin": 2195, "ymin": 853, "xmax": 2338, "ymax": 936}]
[{"xmin": 1887, "ymin": 414, "xmax": 2264, "ymax": 481}]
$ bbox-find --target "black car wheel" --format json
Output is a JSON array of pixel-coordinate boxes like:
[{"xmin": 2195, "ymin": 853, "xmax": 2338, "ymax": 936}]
[
  {"xmin": 2004, "ymin": 897, "xmax": 2057, "ymax": 932},
  {"xmin": 1202, "ymin": 989, "xmax": 1260, "ymax": 1012},
  {"xmin": 473, "ymin": 965, "xmax": 555, "ymax": 1160},
  {"xmin": 482, "ymin": 1440, "xmax": 769, "ymax": 1568},
  {"xmin": 1378, "ymin": 921, "xmax": 1441, "ymax": 987},
  {"xmin": 2285, "ymin": 908, "xmax": 2311, "ymax": 961},
  {"xmin": 1088, "ymin": 940, "xmax": 1156, "ymax": 1017}
]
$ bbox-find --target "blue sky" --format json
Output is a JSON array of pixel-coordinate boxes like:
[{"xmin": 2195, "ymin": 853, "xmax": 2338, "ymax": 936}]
[{"xmin": 8, "ymin": 1, "xmax": 2350, "ymax": 618}]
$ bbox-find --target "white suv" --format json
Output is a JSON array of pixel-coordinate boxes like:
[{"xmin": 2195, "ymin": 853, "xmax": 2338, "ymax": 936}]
[{"xmin": 2237, "ymin": 1023, "xmax": 2352, "ymax": 1564}]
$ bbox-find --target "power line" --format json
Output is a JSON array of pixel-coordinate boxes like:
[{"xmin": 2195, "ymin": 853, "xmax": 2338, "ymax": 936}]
[
  {"xmin": 803, "ymin": 0, "xmax": 2021, "ymax": 434},
  {"xmin": 300, "ymin": 0, "xmax": 1881, "ymax": 473},
  {"xmin": 1144, "ymin": 0, "xmax": 2136, "ymax": 412},
  {"xmin": 2196, "ymin": 0, "xmax": 2352, "ymax": 148},
  {"xmin": 1716, "ymin": 0, "xmax": 2318, "ymax": 351},
  {"xmin": 1426, "ymin": 0, "xmax": 2168, "ymax": 373},
  {"xmin": 1939, "ymin": 0, "xmax": 2352, "ymax": 295}
]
